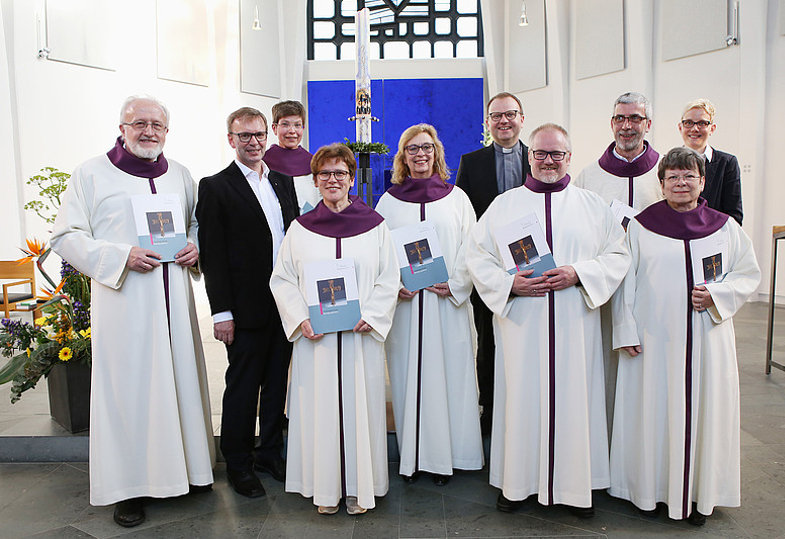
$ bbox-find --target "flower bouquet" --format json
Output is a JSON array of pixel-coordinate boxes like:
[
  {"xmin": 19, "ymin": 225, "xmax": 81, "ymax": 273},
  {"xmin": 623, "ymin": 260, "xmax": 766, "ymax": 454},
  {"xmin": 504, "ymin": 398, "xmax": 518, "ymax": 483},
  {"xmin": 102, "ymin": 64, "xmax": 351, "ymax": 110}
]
[{"xmin": 0, "ymin": 240, "xmax": 91, "ymax": 403}]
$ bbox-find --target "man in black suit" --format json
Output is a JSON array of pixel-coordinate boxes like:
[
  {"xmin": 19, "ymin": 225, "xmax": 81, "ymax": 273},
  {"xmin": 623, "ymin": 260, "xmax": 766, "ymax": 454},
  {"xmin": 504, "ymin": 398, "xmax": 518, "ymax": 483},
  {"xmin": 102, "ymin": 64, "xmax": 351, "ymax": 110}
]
[
  {"xmin": 196, "ymin": 107, "xmax": 299, "ymax": 498},
  {"xmin": 679, "ymin": 98, "xmax": 743, "ymax": 224},
  {"xmin": 456, "ymin": 92, "xmax": 530, "ymax": 435}
]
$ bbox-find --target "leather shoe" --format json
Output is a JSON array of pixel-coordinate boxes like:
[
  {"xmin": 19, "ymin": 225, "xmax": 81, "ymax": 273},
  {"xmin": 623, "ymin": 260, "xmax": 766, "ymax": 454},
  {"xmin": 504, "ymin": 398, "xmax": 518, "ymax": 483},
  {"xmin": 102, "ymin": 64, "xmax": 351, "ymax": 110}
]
[
  {"xmin": 113, "ymin": 498, "xmax": 145, "ymax": 528},
  {"xmin": 401, "ymin": 471, "xmax": 421, "ymax": 483},
  {"xmin": 254, "ymin": 456, "xmax": 286, "ymax": 482},
  {"xmin": 688, "ymin": 511, "xmax": 707, "ymax": 526},
  {"xmin": 432, "ymin": 474, "xmax": 450, "ymax": 486},
  {"xmin": 567, "ymin": 505, "xmax": 595, "ymax": 519},
  {"xmin": 189, "ymin": 483, "xmax": 212, "ymax": 495},
  {"xmin": 496, "ymin": 492, "xmax": 524, "ymax": 513},
  {"xmin": 227, "ymin": 469, "xmax": 266, "ymax": 498}
]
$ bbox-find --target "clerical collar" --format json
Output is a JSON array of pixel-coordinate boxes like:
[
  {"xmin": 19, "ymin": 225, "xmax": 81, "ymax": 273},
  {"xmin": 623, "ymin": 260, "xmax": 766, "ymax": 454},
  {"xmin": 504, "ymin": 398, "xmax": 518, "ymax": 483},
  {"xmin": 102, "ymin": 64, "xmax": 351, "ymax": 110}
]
[
  {"xmin": 702, "ymin": 145, "xmax": 714, "ymax": 162},
  {"xmin": 598, "ymin": 141, "xmax": 659, "ymax": 178},
  {"xmin": 296, "ymin": 194, "xmax": 384, "ymax": 238},
  {"xmin": 635, "ymin": 198, "xmax": 728, "ymax": 240},
  {"xmin": 262, "ymin": 144, "xmax": 313, "ymax": 177},
  {"xmin": 106, "ymin": 136, "xmax": 168, "ymax": 179},
  {"xmin": 524, "ymin": 173, "xmax": 570, "ymax": 193},
  {"xmin": 385, "ymin": 173, "xmax": 453, "ymax": 203},
  {"xmin": 493, "ymin": 142, "xmax": 519, "ymax": 155}
]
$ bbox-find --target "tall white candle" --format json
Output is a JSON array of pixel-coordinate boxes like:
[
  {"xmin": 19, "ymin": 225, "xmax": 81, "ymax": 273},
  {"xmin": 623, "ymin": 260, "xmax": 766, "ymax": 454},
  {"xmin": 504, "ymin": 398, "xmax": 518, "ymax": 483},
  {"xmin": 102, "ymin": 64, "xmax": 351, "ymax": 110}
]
[{"xmin": 355, "ymin": 7, "xmax": 371, "ymax": 144}]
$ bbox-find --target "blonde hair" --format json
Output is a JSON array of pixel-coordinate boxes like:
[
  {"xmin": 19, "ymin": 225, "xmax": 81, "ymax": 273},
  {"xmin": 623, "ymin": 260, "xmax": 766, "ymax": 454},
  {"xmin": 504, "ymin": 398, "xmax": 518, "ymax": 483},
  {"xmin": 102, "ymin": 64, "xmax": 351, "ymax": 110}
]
[
  {"xmin": 391, "ymin": 123, "xmax": 449, "ymax": 184},
  {"xmin": 682, "ymin": 98, "xmax": 716, "ymax": 123},
  {"xmin": 528, "ymin": 122, "xmax": 572, "ymax": 152}
]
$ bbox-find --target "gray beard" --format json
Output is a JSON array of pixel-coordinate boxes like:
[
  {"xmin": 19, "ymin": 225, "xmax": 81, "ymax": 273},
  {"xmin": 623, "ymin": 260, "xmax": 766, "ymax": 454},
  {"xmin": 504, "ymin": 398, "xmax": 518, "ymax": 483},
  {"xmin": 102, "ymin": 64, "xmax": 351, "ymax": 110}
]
[{"xmin": 125, "ymin": 141, "xmax": 162, "ymax": 160}]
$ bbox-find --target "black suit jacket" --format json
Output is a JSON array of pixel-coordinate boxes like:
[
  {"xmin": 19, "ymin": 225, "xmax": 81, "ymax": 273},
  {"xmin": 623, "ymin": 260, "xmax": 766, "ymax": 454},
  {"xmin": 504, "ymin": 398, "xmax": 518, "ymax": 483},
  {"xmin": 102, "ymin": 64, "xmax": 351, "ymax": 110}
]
[
  {"xmin": 703, "ymin": 148, "xmax": 743, "ymax": 225},
  {"xmin": 196, "ymin": 162, "xmax": 299, "ymax": 329},
  {"xmin": 455, "ymin": 141, "xmax": 531, "ymax": 218}
]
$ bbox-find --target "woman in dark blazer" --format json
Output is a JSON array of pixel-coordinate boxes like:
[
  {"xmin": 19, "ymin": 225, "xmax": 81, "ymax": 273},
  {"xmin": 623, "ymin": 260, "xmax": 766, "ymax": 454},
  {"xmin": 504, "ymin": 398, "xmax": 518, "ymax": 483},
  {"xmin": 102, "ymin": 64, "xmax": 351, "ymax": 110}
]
[{"xmin": 678, "ymin": 98, "xmax": 743, "ymax": 225}]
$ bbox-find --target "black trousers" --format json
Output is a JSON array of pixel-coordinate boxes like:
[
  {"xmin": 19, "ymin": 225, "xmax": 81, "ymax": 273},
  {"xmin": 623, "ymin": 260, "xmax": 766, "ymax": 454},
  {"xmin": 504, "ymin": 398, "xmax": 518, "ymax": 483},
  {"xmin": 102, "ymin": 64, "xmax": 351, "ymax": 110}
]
[
  {"xmin": 220, "ymin": 322, "xmax": 292, "ymax": 472},
  {"xmin": 471, "ymin": 290, "xmax": 495, "ymax": 414}
]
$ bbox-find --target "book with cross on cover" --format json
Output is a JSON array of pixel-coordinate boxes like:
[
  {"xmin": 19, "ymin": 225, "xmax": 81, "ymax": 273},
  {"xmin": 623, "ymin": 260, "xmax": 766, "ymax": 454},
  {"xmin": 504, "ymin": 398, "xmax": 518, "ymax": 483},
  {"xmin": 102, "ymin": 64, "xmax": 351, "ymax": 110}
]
[
  {"xmin": 493, "ymin": 212, "xmax": 556, "ymax": 276},
  {"xmin": 304, "ymin": 258, "xmax": 362, "ymax": 334},
  {"xmin": 130, "ymin": 193, "xmax": 187, "ymax": 262},
  {"xmin": 390, "ymin": 221, "xmax": 449, "ymax": 291},
  {"xmin": 690, "ymin": 231, "xmax": 730, "ymax": 285}
]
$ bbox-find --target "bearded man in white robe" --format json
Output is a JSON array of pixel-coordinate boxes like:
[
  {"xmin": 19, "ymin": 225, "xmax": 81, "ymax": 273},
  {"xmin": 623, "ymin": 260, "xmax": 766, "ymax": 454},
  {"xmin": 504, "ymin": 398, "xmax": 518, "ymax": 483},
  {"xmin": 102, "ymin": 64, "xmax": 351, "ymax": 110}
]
[
  {"xmin": 51, "ymin": 96, "xmax": 215, "ymax": 528},
  {"xmin": 466, "ymin": 123, "xmax": 629, "ymax": 518}
]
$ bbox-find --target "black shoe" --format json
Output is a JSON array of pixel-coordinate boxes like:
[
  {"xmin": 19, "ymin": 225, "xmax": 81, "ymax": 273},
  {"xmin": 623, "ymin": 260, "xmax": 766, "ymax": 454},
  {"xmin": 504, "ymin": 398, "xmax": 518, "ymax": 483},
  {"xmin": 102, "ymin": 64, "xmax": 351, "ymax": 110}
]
[
  {"xmin": 113, "ymin": 498, "xmax": 145, "ymax": 528},
  {"xmin": 688, "ymin": 511, "xmax": 707, "ymax": 526},
  {"xmin": 254, "ymin": 456, "xmax": 286, "ymax": 482},
  {"xmin": 227, "ymin": 469, "xmax": 266, "ymax": 498},
  {"xmin": 401, "ymin": 471, "xmax": 421, "ymax": 483},
  {"xmin": 496, "ymin": 492, "xmax": 524, "ymax": 513},
  {"xmin": 432, "ymin": 474, "xmax": 450, "ymax": 486},
  {"xmin": 189, "ymin": 483, "xmax": 213, "ymax": 495},
  {"xmin": 567, "ymin": 505, "xmax": 595, "ymax": 519}
]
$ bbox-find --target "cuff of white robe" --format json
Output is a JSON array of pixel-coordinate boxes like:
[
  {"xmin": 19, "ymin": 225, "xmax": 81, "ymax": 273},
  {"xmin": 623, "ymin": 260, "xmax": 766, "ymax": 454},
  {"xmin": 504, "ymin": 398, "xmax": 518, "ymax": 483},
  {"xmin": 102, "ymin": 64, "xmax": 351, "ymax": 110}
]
[
  {"xmin": 612, "ymin": 322, "xmax": 640, "ymax": 350},
  {"xmin": 213, "ymin": 311, "xmax": 233, "ymax": 324}
]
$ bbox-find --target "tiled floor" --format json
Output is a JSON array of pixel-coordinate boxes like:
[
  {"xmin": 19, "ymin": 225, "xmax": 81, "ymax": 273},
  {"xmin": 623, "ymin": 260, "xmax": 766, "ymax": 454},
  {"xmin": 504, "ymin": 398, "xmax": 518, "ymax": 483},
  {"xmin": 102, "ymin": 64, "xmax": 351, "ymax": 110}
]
[{"xmin": 1, "ymin": 301, "xmax": 784, "ymax": 538}]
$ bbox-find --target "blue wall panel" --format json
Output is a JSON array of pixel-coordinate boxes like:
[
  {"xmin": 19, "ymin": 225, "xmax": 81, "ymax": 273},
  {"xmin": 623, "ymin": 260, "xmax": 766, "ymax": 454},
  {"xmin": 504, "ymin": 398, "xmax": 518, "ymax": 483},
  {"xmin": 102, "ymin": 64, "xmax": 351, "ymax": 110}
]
[{"xmin": 307, "ymin": 78, "xmax": 483, "ymax": 206}]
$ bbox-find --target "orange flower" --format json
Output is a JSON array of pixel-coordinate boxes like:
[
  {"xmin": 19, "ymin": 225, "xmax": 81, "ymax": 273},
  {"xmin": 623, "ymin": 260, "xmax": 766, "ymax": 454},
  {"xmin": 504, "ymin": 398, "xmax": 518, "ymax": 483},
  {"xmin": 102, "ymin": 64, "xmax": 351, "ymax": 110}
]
[
  {"xmin": 38, "ymin": 279, "xmax": 65, "ymax": 301},
  {"xmin": 16, "ymin": 238, "xmax": 47, "ymax": 264}
]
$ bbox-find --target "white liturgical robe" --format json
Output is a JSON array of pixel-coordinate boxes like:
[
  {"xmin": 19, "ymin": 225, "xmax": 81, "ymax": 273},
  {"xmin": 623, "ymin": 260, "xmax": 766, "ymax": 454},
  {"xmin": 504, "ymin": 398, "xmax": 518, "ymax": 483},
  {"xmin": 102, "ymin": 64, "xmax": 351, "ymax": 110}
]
[
  {"xmin": 376, "ymin": 186, "xmax": 483, "ymax": 477},
  {"xmin": 270, "ymin": 218, "xmax": 399, "ymax": 510},
  {"xmin": 610, "ymin": 212, "xmax": 760, "ymax": 520},
  {"xmin": 51, "ymin": 154, "xmax": 215, "ymax": 506},
  {"xmin": 466, "ymin": 178, "xmax": 629, "ymax": 507}
]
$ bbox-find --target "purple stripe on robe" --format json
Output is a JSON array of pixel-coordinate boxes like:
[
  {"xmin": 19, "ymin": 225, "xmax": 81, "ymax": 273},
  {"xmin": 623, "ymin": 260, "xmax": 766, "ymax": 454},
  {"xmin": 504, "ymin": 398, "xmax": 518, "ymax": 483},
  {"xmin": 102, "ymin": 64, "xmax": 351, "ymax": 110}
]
[
  {"xmin": 297, "ymin": 195, "xmax": 384, "ymax": 238},
  {"xmin": 335, "ymin": 237, "xmax": 347, "ymax": 497},
  {"xmin": 413, "ymin": 202, "xmax": 427, "ymax": 473},
  {"xmin": 682, "ymin": 240, "xmax": 695, "ymax": 520},
  {"xmin": 262, "ymin": 144, "xmax": 314, "ymax": 177},
  {"xmin": 385, "ymin": 174, "xmax": 453, "ymax": 203},
  {"xmin": 544, "ymin": 191, "xmax": 557, "ymax": 506},
  {"xmin": 635, "ymin": 199, "xmax": 728, "ymax": 240},
  {"xmin": 146, "ymin": 178, "xmax": 171, "ymax": 332}
]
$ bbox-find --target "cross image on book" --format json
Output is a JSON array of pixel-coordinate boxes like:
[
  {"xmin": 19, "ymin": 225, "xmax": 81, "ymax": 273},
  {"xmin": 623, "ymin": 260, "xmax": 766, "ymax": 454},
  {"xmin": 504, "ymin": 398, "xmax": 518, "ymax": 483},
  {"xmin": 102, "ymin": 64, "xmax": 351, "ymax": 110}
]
[
  {"xmin": 703, "ymin": 253, "xmax": 723, "ymax": 283},
  {"xmin": 404, "ymin": 239, "xmax": 433, "ymax": 268},
  {"xmin": 146, "ymin": 211, "xmax": 175, "ymax": 243},
  {"xmin": 317, "ymin": 278, "xmax": 347, "ymax": 310},
  {"xmin": 621, "ymin": 216, "xmax": 631, "ymax": 230},
  {"xmin": 508, "ymin": 235, "xmax": 540, "ymax": 270}
]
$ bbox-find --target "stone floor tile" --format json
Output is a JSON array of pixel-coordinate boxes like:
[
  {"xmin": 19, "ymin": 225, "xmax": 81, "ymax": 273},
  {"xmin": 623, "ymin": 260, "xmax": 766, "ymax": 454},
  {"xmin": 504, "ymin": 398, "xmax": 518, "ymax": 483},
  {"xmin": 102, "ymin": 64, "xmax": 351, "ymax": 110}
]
[
  {"xmin": 118, "ymin": 501, "xmax": 266, "ymax": 539},
  {"xmin": 28, "ymin": 525, "xmax": 96, "ymax": 538}
]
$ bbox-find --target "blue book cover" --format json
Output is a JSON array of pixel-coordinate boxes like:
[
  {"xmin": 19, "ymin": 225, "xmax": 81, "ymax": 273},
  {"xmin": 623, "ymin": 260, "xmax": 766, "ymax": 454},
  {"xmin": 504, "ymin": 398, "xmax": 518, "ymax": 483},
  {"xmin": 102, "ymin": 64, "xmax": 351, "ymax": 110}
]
[
  {"xmin": 305, "ymin": 258, "xmax": 362, "ymax": 334},
  {"xmin": 391, "ymin": 221, "xmax": 450, "ymax": 291},
  {"xmin": 130, "ymin": 194, "xmax": 188, "ymax": 262}
]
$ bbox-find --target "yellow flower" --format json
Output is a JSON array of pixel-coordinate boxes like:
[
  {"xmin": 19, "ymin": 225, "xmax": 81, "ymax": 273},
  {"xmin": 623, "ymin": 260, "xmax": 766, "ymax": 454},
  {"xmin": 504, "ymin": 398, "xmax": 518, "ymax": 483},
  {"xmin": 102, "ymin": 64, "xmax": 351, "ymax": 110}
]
[
  {"xmin": 34, "ymin": 316, "xmax": 50, "ymax": 327},
  {"xmin": 58, "ymin": 347, "xmax": 73, "ymax": 362},
  {"xmin": 26, "ymin": 348, "xmax": 31, "ymax": 357},
  {"xmin": 79, "ymin": 328, "xmax": 91, "ymax": 339}
]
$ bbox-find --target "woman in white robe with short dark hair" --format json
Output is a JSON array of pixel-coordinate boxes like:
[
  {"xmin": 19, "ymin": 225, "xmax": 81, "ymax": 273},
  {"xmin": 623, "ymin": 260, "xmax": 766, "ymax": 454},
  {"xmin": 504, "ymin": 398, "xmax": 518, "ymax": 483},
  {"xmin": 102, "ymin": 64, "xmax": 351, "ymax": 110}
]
[
  {"xmin": 375, "ymin": 124, "xmax": 482, "ymax": 486},
  {"xmin": 270, "ymin": 143, "xmax": 399, "ymax": 516},
  {"xmin": 610, "ymin": 147, "xmax": 760, "ymax": 526}
]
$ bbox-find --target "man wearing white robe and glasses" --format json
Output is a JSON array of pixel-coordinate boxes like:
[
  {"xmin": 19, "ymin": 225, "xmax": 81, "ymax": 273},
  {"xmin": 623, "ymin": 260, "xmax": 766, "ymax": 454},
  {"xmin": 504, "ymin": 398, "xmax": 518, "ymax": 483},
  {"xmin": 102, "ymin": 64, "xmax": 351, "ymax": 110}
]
[{"xmin": 467, "ymin": 123, "xmax": 629, "ymax": 518}]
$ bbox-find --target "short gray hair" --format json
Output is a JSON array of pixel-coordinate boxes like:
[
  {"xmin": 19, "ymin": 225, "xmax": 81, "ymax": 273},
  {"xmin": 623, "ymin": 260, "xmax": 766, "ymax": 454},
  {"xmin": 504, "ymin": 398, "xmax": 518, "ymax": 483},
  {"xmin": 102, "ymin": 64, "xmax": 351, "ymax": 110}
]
[
  {"xmin": 529, "ymin": 122, "xmax": 572, "ymax": 152},
  {"xmin": 614, "ymin": 92, "xmax": 652, "ymax": 119},
  {"xmin": 119, "ymin": 95, "xmax": 170, "ymax": 125}
]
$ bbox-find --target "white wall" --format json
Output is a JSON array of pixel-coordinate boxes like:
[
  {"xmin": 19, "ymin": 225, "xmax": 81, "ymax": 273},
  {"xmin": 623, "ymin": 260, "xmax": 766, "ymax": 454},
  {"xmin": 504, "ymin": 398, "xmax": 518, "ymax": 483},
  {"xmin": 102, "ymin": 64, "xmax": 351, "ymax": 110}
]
[
  {"xmin": 482, "ymin": 0, "xmax": 785, "ymax": 302},
  {"xmin": 0, "ymin": 0, "xmax": 299, "ymax": 262}
]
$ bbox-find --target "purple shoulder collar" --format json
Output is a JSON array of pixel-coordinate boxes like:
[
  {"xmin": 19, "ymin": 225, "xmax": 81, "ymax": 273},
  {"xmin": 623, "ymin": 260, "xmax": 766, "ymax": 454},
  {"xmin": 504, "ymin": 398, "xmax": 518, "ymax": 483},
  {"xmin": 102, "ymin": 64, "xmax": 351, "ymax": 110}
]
[
  {"xmin": 385, "ymin": 174, "xmax": 453, "ymax": 203},
  {"xmin": 635, "ymin": 199, "xmax": 728, "ymax": 240},
  {"xmin": 524, "ymin": 173, "xmax": 570, "ymax": 193},
  {"xmin": 296, "ymin": 195, "xmax": 384, "ymax": 238},
  {"xmin": 598, "ymin": 141, "xmax": 659, "ymax": 178},
  {"xmin": 106, "ymin": 136, "xmax": 168, "ymax": 179},
  {"xmin": 262, "ymin": 144, "xmax": 313, "ymax": 177}
]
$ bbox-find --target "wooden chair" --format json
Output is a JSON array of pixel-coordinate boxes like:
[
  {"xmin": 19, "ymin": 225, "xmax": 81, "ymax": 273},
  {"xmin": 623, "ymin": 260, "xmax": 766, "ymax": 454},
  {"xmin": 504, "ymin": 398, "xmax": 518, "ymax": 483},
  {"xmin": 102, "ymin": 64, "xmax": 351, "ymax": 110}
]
[{"xmin": 0, "ymin": 260, "xmax": 36, "ymax": 319}]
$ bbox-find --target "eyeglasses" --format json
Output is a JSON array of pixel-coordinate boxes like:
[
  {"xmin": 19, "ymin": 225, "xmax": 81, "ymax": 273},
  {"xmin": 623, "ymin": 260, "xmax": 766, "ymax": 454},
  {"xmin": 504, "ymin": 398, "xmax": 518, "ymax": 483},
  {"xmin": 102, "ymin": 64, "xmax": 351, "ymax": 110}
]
[
  {"xmin": 681, "ymin": 119, "xmax": 712, "ymax": 129},
  {"xmin": 531, "ymin": 150, "xmax": 568, "ymax": 161},
  {"xmin": 664, "ymin": 174, "xmax": 701, "ymax": 183},
  {"xmin": 611, "ymin": 114, "xmax": 648, "ymax": 125},
  {"xmin": 230, "ymin": 131, "xmax": 267, "ymax": 143},
  {"xmin": 122, "ymin": 120, "xmax": 167, "ymax": 132},
  {"xmin": 488, "ymin": 110, "xmax": 522, "ymax": 122},
  {"xmin": 316, "ymin": 170, "xmax": 350, "ymax": 181},
  {"xmin": 276, "ymin": 121, "xmax": 303, "ymax": 130},
  {"xmin": 404, "ymin": 143, "xmax": 435, "ymax": 155}
]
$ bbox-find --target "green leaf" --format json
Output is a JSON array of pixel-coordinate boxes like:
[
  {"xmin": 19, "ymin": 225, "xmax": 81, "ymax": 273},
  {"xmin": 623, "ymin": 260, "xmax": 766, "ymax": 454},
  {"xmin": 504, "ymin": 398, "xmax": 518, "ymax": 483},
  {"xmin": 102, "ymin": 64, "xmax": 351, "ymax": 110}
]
[{"xmin": 0, "ymin": 353, "xmax": 29, "ymax": 385}]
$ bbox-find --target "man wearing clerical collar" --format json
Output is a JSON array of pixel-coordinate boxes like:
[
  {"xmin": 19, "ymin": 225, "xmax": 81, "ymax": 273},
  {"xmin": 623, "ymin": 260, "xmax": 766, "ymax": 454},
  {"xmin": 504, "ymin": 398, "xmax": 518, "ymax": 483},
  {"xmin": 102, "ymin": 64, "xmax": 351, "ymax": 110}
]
[
  {"xmin": 456, "ymin": 91, "xmax": 531, "ymax": 436},
  {"xmin": 467, "ymin": 123, "xmax": 629, "ymax": 519},
  {"xmin": 51, "ymin": 95, "xmax": 215, "ymax": 528},
  {"xmin": 263, "ymin": 100, "xmax": 321, "ymax": 213}
]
